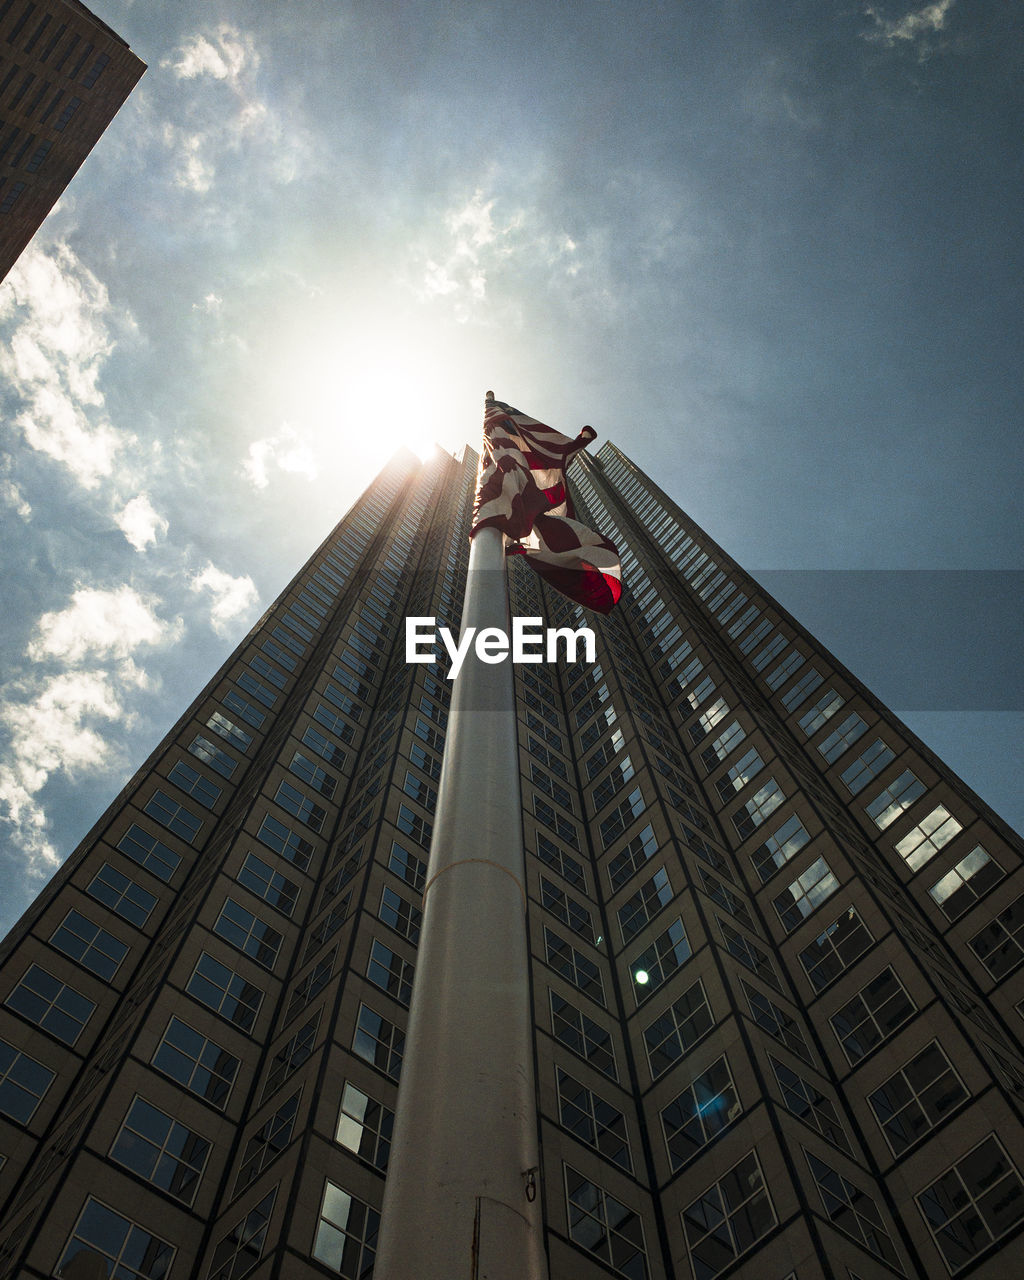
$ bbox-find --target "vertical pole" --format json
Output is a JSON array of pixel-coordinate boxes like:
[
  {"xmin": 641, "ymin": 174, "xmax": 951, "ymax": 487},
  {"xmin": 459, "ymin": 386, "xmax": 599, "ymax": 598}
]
[{"xmin": 375, "ymin": 523, "xmax": 548, "ymax": 1279}]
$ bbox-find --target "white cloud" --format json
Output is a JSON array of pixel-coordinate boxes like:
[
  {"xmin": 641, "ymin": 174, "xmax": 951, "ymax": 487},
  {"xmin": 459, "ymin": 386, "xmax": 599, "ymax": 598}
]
[
  {"xmin": 27, "ymin": 585, "xmax": 181, "ymax": 666},
  {"xmin": 243, "ymin": 424, "xmax": 319, "ymax": 490},
  {"xmin": 157, "ymin": 25, "xmax": 307, "ymax": 192},
  {"xmin": 863, "ymin": 0, "xmax": 956, "ymax": 45},
  {"xmin": 1, "ymin": 587, "xmax": 181, "ymax": 879},
  {"xmin": 0, "ymin": 241, "xmax": 135, "ymax": 489},
  {"xmin": 163, "ymin": 25, "xmax": 259, "ymax": 84},
  {"xmin": 190, "ymin": 562, "xmax": 260, "ymax": 636},
  {"xmin": 115, "ymin": 494, "xmax": 169, "ymax": 551},
  {"xmin": 0, "ymin": 669, "xmax": 132, "ymax": 877},
  {"xmin": 1, "ymin": 476, "xmax": 31, "ymax": 519}
]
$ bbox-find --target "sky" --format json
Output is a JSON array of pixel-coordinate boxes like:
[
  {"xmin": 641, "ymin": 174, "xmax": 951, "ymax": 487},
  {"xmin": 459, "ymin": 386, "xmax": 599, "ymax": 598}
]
[{"xmin": 0, "ymin": 0, "xmax": 1021, "ymax": 942}]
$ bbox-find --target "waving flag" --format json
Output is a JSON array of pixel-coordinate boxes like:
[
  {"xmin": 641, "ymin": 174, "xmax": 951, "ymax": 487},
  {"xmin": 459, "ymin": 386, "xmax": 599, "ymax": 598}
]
[{"xmin": 471, "ymin": 394, "xmax": 622, "ymax": 613}]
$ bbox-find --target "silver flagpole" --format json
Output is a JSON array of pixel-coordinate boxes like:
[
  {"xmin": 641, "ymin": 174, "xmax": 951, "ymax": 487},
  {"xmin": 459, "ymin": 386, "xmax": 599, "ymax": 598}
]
[{"xmin": 374, "ymin": 399, "xmax": 548, "ymax": 1279}]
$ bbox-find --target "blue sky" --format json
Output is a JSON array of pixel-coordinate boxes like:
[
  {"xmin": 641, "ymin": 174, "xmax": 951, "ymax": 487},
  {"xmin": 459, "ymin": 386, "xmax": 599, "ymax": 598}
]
[{"xmin": 0, "ymin": 0, "xmax": 1020, "ymax": 941}]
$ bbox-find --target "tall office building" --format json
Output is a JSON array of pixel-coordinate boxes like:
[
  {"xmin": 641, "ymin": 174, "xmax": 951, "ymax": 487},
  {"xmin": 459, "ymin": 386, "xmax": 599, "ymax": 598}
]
[
  {"xmin": 1, "ymin": 438, "xmax": 1022, "ymax": 1279},
  {"xmin": 0, "ymin": 0, "xmax": 144, "ymax": 281}
]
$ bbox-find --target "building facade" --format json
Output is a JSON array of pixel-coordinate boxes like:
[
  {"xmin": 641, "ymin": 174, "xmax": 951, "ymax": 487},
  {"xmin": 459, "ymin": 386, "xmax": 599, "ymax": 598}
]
[
  {"xmin": 0, "ymin": 0, "xmax": 144, "ymax": 282},
  {"xmin": 0, "ymin": 439, "xmax": 1022, "ymax": 1279}
]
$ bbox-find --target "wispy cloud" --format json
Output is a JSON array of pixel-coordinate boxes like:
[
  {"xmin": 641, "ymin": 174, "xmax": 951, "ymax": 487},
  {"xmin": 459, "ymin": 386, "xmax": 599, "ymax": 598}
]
[
  {"xmin": 159, "ymin": 24, "xmax": 308, "ymax": 192},
  {"xmin": 242, "ymin": 425, "xmax": 319, "ymax": 490},
  {"xmin": 190, "ymin": 562, "xmax": 260, "ymax": 635},
  {"xmin": 163, "ymin": 24, "xmax": 259, "ymax": 83},
  {"xmin": 863, "ymin": 0, "xmax": 956, "ymax": 47},
  {"xmin": 0, "ymin": 241, "xmax": 134, "ymax": 490},
  {"xmin": 27, "ymin": 585, "xmax": 182, "ymax": 667},
  {"xmin": 0, "ymin": 587, "xmax": 183, "ymax": 878},
  {"xmin": 115, "ymin": 494, "xmax": 169, "ymax": 551}
]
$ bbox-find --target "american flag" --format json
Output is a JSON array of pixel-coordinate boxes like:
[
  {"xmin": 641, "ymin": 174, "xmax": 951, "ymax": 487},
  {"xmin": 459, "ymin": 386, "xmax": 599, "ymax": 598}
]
[{"xmin": 471, "ymin": 395, "xmax": 622, "ymax": 614}]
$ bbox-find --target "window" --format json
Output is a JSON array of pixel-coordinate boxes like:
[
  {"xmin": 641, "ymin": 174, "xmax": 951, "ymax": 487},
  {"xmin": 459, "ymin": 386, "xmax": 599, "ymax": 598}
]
[
  {"xmin": 840, "ymin": 738, "xmax": 895, "ymax": 794},
  {"xmin": 617, "ymin": 867, "xmax": 672, "ymax": 941},
  {"xmin": 600, "ymin": 787, "xmax": 646, "ymax": 849},
  {"xmin": 699, "ymin": 871, "xmax": 755, "ymax": 930},
  {"xmin": 0, "ymin": 1038, "xmax": 54, "ymax": 1123},
  {"xmin": 770, "ymin": 1057, "xmax": 849, "ymax": 1151},
  {"xmin": 290, "ymin": 750, "xmax": 337, "ymax": 799},
  {"xmin": 58, "ymin": 1199, "xmax": 174, "ymax": 1280},
  {"xmin": 353, "ymin": 1003, "xmax": 404, "ymax": 1080},
  {"xmin": 379, "ymin": 886, "xmax": 422, "ymax": 944},
  {"xmin": 732, "ymin": 779, "xmax": 784, "ymax": 839},
  {"xmin": 275, "ymin": 780, "xmax": 326, "ymax": 832},
  {"xmin": 257, "ymin": 814, "xmax": 314, "ymax": 871},
  {"xmin": 5, "ymin": 964, "xmax": 94, "ymax": 1044},
  {"xmin": 866, "ymin": 769, "xmax": 926, "ymax": 829},
  {"xmin": 237, "ymin": 1091, "xmax": 299, "ymax": 1189},
  {"xmin": 799, "ymin": 689, "xmax": 844, "ymax": 735},
  {"xmin": 187, "ymin": 952, "xmax": 263, "ymax": 1031},
  {"xmin": 557, "ymin": 1068, "xmax": 632, "ymax": 1171},
  {"xmin": 929, "ymin": 846, "xmax": 1003, "ymax": 920},
  {"xmin": 537, "ymin": 834, "xmax": 587, "ymax": 891},
  {"xmin": 643, "ymin": 979, "xmax": 714, "ymax": 1079},
  {"xmin": 606, "ymin": 824, "xmax": 657, "ymax": 891},
  {"xmin": 550, "ymin": 991, "xmax": 617, "ymax": 1080},
  {"xmin": 969, "ymin": 892, "xmax": 1024, "ymax": 980},
  {"xmin": 144, "ymin": 789, "xmax": 202, "ymax": 843},
  {"xmin": 402, "ymin": 770, "xmax": 437, "ymax": 814},
  {"xmin": 750, "ymin": 814, "xmax": 810, "ymax": 883},
  {"xmin": 629, "ymin": 917, "xmax": 691, "ymax": 1002},
  {"xmin": 817, "ymin": 713, "xmax": 868, "ymax": 764},
  {"xmin": 110, "ymin": 1096, "xmax": 210, "ymax": 1204},
  {"xmin": 223, "ymin": 690, "xmax": 266, "ymax": 728},
  {"xmin": 302, "ymin": 723, "xmax": 346, "ymax": 768},
  {"xmin": 189, "ymin": 734, "xmax": 237, "ymax": 779},
  {"xmin": 87, "ymin": 863, "xmax": 157, "ymax": 928},
  {"xmin": 397, "ymin": 802, "xmax": 432, "ymax": 849},
  {"xmin": 336, "ymin": 1081, "xmax": 393, "ymax": 1171},
  {"xmin": 682, "ymin": 1150, "xmax": 776, "ymax": 1279},
  {"xmin": 535, "ymin": 796, "xmax": 580, "ymax": 848},
  {"xmin": 781, "ymin": 666, "xmax": 822, "ymax": 710},
  {"xmin": 207, "ymin": 710, "xmax": 252, "ymax": 751},
  {"xmin": 592, "ymin": 757, "xmax": 634, "ymax": 811},
  {"xmin": 542, "ymin": 879, "xmax": 595, "ymax": 942},
  {"xmin": 719, "ymin": 919, "xmax": 780, "ymax": 990},
  {"xmin": 773, "ymin": 857, "xmax": 839, "ymax": 931},
  {"xmin": 701, "ymin": 720, "xmax": 746, "ymax": 769},
  {"xmin": 766, "ymin": 648, "xmax": 804, "ymax": 690},
  {"xmin": 117, "ymin": 824, "xmax": 180, "ymax": 882},
  {"xmin": 895, "ymin": 805, "xmax": 963, "ymax": 872},
  {"xmin": 744, "ymin": 982, "xmax": 812, "ymax": 1062},
  {"xmin": 238, "ymin": 852, "xmax": 299, "ymax": 916},
  {"xmin": 387, "ymin": 841, "xmax": 426, "ymax": 892},
  {"xmin": 208, "ymin": 1188, "xmax": 276, "ymax": 1280},
  {"xmin": 367, "ymin": 939, "xmax": 414, "ymax": 1006},
  {"xmin": 830, "ymin": 966, "xmax": 916, "ymax": 1063},
  {"xmin": 714, "ymin": 747, "xmax": 764, "ymax": 802},
  {"xmin": 152, "ymin": 1017, "xmax": 239, "ymax": 1109},
  {"xmin": 312, "ymin": 1180, "xmax": 380, "ymax": 1277},
  {"xmin": 214, "ymin": 899, "xmax": 283, "ymax": 970},
  {"xmin": 917, "ymin": 1135, "xmax": 1024, "ymax": 1272},
  {"xmin": 799, "ymin": 907, "xmax": 873, "ymax": 991},
  {"xmin": 168, "ymin": 759, "xmax": 221, "ymax": 809},
  {"xmin": 49, "ymin": 909, "xmax": 128, "ymax": 980},
  {"xmin": 662, "ymin": 1056, "xmax": 740, "ymax": 1170},
  {"xmin": 805, "ymin": 1151, "xmax": 900, "ymax": 1266},
  {"xmin": 545, "ymin": 927, "xmax": 604, "ymax": 1005},
  {"xmin": 868, "ymin": 1041, "xmax": 968, "ymax": 1155},
  {"xmin": 263, "ymin": 1015, "xmax": 319, "ymax": 1100},
  {"xmin": 564, "ymin": 1166, "xmax": 648, "ymax": 1280}
]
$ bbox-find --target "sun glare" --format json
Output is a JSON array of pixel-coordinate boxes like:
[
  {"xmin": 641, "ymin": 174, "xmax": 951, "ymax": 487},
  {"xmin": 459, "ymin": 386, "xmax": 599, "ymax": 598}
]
[{"xmin": 268, "ymin": 310, "xmax": 481, "ymax": 475}]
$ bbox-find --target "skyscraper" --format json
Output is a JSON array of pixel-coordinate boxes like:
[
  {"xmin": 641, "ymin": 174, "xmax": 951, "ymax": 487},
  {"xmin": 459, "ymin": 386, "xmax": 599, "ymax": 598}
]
[
  {"xmin": 1, "ymin": 437, "xmax": 1022, "ymax": 1279},
  {"xmin": 0, "ymin": 0, "xmax": 144, "ymax": 282}
]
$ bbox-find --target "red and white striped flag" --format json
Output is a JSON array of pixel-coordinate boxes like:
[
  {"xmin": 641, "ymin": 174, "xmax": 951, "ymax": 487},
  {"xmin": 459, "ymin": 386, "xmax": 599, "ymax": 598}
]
[{"xmin": 471, "ymin": 395, "xmax": 622, "ymax": 614}]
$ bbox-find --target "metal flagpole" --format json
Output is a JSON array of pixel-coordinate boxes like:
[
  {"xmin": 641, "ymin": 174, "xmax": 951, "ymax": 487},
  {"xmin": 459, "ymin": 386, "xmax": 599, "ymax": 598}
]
[{"xmin": 374, "ymin": 406, "xmax": 548, "ymax": 1278}]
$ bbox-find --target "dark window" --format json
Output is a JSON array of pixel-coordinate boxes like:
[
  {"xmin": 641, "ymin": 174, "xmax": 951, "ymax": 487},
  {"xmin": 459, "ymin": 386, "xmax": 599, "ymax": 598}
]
[
  {"xmin": 661, "ymin": 1056, "xmax": 740, "ymax": 1170},
  {"xmin": 151, "ymin": 1017, "xmax": 239, "ymax": 1109},
  {"xmin": 830, "ymin": 967, "xmax": 916, "ymax": 1063},
  {"xmin": 110, "ymin": 1096, "xmax": 210, "ymax": 1205},
  {"xmin": 869, "ymin": 1042, "xmax": 968, "ymax": 1155},
  {"xmin": 682, "ymin": 1150, "xmax": 775, "ymax": 1278},
  {"xmin": 557, "ymin": 1068, "xmax": 631, "ymax": 1171}
]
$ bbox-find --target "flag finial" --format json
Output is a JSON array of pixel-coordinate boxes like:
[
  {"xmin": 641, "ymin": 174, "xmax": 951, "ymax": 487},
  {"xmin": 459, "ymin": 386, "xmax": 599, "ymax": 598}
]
[{"xmin": 485, "ymin": 390, "xmax": 495, "ymax": 400}]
